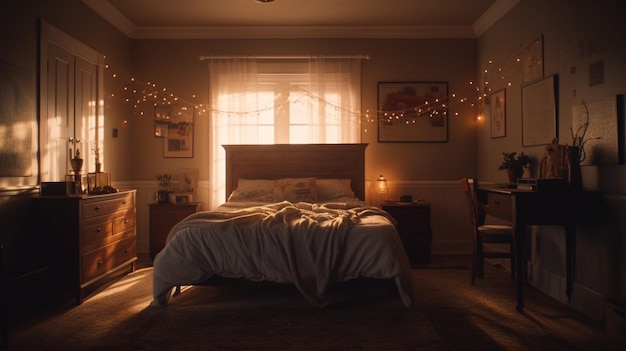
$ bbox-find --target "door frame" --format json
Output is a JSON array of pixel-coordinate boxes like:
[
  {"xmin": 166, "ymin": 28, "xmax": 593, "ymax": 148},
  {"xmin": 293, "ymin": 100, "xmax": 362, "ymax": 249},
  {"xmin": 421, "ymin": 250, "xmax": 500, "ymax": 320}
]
[{"xmin": 39, "ymin": 21, "xmax": 105, "ymax": 183}]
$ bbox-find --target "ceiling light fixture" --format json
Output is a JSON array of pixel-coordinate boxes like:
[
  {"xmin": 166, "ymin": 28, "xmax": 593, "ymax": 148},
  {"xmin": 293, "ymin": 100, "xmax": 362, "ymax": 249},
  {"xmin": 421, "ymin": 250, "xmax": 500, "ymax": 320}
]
[{"xmin": 255, "ymin": 0, "xmax": 276, "ymax": 3}]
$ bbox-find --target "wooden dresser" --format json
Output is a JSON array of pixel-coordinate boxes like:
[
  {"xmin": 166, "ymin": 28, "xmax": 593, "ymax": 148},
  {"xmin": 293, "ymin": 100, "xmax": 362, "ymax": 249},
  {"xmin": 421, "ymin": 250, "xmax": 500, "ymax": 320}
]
[
  {"xmin": 32, "ymin": 190, "xmax": 137, "ymax": 304},
  {"xmin": 149, "ymin": 202, "xmax": 202, "ymax": 259}
]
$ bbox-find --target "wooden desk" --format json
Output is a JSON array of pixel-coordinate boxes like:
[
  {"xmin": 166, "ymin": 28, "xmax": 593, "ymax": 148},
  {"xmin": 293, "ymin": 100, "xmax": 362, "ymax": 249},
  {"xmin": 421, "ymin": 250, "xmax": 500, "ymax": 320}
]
[{"xmin": 476, "ymin": 187, "xmax": 603, "ymax": 312}]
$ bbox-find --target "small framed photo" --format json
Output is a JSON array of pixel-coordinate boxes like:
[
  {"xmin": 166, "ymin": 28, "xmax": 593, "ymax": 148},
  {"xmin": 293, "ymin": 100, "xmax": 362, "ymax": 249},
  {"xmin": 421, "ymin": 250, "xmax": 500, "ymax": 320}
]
[
  {"xmin": 169, "ymin": 192, "xmax": 193, "ymax": 204},
  {"xmin": 156, "ymin": 103, "xmax": 194, "ymax": 158},
  {"xmin": 490, "ymin": 89, "xmax": 506, "ymax": 138}
]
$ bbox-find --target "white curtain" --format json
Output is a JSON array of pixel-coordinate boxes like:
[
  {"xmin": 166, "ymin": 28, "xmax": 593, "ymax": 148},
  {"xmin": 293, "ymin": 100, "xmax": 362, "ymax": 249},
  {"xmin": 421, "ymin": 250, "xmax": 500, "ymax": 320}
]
[{"xmin": 207, "ymin": 57, "xmax": 362, "ymax": 208}]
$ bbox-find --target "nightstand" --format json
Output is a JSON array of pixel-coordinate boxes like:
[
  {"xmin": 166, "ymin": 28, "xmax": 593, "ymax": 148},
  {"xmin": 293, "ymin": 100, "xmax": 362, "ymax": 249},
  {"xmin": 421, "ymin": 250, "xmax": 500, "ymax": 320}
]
[
  {"xmin": 382, "ymin": 201, "xmax": 432, "ymax": 263},
  {"xmin": 149, "ymin": 202, "xmax": 203, "ymax": 259}
]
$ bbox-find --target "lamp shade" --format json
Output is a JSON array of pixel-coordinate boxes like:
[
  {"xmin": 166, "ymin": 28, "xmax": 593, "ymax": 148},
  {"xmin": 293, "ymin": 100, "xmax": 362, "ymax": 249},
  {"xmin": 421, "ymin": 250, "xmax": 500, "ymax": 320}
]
[{"xmin": 376, "ymin": 174, "xmax": 388, "ymax": 194}]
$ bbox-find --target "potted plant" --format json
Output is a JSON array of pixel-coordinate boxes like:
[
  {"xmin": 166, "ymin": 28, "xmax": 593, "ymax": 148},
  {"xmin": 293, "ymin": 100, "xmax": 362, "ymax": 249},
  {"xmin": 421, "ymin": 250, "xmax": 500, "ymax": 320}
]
[
  {"xmin": 498, "ymin": 152, "xmax": 530, "ymax": 183},
  {"xmin": 155, "ymin": 173, "xmax": 172, "ymax": 203}
]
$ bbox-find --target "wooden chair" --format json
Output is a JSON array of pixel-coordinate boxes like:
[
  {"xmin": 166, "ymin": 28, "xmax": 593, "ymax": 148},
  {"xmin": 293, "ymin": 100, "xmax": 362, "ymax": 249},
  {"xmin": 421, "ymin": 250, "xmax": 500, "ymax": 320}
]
[{"xmin": 459, "ymin": 178, "xmax": 515, "ymax": 285}]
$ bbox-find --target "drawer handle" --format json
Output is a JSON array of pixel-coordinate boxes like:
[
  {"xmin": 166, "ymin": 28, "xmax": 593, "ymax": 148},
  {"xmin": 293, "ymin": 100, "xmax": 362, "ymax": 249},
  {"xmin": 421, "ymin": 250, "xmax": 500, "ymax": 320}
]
[
  {"xmin": 124, "ymin": 249, "xmax": 129, "ymax": 253},
  {"xmin": 123, "ymin": 218, "xmax": 129, "ymax": 224},
  {"xmin": 94, "ymin": 206, "xmax": 101, "ymax": 211},
  {"xmin": 122, "ymin": 201, "xmax": 127, "ymax": 205},
  {"xmin": 492, "ymin": 200, "xmax": 500, "ymax": 205},
  {"xmin": 96, "ymin": 227, "xmax": 102, "ymax": 232},
  {"xmin": 97, "ymin": 260, "xmax": 103, "ymax": 266}
]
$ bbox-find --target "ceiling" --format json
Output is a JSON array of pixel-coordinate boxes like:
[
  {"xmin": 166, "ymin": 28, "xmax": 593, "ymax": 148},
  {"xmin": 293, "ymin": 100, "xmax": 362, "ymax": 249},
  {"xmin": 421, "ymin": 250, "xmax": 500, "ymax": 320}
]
[{"xmin": 80, "ymin": 0, "xmax": 520, "ymax": 39}]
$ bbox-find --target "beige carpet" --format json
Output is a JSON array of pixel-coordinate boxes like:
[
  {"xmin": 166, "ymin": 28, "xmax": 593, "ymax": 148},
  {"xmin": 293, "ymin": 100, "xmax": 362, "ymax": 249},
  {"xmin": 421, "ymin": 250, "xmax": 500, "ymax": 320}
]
[{"xmin": 6, "ymin": 263, "xmax": 577, "ymax": 350}]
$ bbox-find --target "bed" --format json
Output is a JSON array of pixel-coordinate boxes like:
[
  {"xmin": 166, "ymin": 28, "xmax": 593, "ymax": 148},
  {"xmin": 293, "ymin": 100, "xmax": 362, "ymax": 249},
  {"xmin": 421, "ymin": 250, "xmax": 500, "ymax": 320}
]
[{"xmin": 151, "ymin": 144, "xmax": 414, "ymax": 308}]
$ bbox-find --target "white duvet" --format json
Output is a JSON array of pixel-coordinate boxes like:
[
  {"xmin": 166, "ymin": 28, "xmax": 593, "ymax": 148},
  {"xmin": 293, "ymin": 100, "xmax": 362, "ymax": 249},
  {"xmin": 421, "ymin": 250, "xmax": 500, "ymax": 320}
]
[{"xmin": 151, "ymin": 200, "xmax": 414, "ymax": 308}]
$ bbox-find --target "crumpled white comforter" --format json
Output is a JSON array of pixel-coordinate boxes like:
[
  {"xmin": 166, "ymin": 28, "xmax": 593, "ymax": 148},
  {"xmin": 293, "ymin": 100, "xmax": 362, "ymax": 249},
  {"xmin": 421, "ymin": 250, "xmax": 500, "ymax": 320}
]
[{"xmin": 151, "ymin": 200, "xmax": 413, "ymax": 308}]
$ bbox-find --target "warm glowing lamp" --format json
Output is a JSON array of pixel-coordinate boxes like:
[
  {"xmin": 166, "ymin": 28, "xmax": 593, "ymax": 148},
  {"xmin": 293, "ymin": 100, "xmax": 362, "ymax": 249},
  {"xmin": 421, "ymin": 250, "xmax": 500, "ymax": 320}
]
[{"xmin": 376, "ymin": 174, "xmax": 388, "ymax": 198}]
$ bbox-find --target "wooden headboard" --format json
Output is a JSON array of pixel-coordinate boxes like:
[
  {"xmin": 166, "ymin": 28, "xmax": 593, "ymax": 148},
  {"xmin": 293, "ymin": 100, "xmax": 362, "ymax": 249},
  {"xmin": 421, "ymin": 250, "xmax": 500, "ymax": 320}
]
[{"xmin": 222, "ymin": 144, "xmax": 368, "ymax": 201}]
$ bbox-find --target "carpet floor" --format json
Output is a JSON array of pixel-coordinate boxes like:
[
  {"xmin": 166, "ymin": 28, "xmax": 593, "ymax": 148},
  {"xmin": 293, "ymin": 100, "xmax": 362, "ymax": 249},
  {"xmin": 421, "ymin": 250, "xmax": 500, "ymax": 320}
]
[{"xmin": 4, "ymin": 257, "xmax": 610, "ymax": 350}]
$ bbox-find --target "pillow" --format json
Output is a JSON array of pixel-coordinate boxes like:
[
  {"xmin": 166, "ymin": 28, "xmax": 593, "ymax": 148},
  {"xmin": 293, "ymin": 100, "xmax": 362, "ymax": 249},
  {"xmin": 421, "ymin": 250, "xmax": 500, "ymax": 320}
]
[
  {"xmin": 316, "ymin": 179, "xmax": 355, "ymax": 201},
  {"xmin": 273, "ymin": 177, "xmax": 317, "ymax": 202},
  {"xmin": 228, "ymin": 179, "xmax": 275, "ymax": 202}
]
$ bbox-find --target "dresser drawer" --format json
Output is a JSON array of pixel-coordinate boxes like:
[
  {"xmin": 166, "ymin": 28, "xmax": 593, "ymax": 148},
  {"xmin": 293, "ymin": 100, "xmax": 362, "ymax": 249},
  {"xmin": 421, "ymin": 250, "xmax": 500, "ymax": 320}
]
[
  {"xmin": 113, "ymin": 210, "xmax": 136, "ymax": 234},
  {"xmin": 486, "ymin": 192, "xmax": 511, "ymax": 221},
  {"xmin": 382, "ymin": 205, "xmax": 430, "ymax": 229},
  {"xmin": 82, "ymin": 193, "xmax": 134, "ymax": 220},
  {"xmin": 82, "ymin": 236, "xmax": 137, "ymax": 283},
  {"xmin": 82, "ymin": 219, "xmax": 114, "ymax": 246}
]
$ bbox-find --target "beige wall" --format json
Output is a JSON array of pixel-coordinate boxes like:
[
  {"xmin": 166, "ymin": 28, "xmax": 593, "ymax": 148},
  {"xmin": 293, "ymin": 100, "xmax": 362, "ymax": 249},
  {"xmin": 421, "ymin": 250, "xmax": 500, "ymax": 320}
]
[{"xmin": 127, "ymin": 38, "xmax": 479, "ymax": 188}]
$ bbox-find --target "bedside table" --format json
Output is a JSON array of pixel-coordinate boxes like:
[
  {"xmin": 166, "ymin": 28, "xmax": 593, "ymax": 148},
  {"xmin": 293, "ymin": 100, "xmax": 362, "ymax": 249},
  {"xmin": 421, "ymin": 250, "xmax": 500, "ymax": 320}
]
[
  {"xmin": 149, "ymin": 202, "xmax": 203, "ymax": 259},
  {"xmin": 382, "ymin": 201, "xmax": 432, "ymax": 263}
]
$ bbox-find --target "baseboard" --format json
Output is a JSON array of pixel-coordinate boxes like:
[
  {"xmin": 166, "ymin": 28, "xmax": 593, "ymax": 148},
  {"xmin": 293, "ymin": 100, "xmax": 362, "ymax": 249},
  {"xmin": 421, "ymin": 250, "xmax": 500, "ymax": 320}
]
[{"xmin": 529, "ymin": 264, "xmax": 605, "ymax": 322}]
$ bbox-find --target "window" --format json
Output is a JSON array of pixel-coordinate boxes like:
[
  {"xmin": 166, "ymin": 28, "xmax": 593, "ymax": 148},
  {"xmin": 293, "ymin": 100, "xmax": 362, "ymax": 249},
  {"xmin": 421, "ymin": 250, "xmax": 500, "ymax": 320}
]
[{"xmin": 207, "ymin": 58, "xmax": 362, "ymax": 207}]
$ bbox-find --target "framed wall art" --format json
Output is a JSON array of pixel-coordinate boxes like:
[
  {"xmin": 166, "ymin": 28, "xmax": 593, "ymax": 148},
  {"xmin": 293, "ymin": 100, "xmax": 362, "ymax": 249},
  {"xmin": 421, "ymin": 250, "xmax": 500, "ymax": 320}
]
[
  {"xmin": 522, "ymin": 75, "xmax": 558, "ymax": 146},
  {"xmin": 490, "ymin": 89, "xmax": 506, "ymax": 138},
  {"xmin": 522, "ymin": 35, "xmax": 544, "ymax": 83},
  {"xmin": 377, "ymin": 82, "xmax": 448, "ymax": 143},
  {"xmin": 0, "ymin": 61, "xmax": 36, "ymax": 184},
  {"xmin": 572, "ymin": 95, "xmax": 619, "ymax": 166},
  {"xmin": 156, "ymin": 104, "xmax": 194, "ymax": 158}
]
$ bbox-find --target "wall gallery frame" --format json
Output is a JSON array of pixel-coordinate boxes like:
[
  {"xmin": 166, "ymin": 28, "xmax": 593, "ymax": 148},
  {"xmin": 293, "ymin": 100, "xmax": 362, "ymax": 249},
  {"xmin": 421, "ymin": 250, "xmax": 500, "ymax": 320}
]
[
  {"xmin": 490, "ymin": 89, "xmax": 506, "ymax": 138},
  {"xmin": 377, "ymin": 82, "xmax": 448, "ymax": 143},
  {"xmin": 522, "ymin": 35, "xmax": 544, "ymax": 83},
  {"xmin": 0, "ymin": 61, "xmax": 36, "ymax": 182},
  {"xmin": 155, "ymin": 104, "xmax": 194, "ymax": 158},
  {"xmin": 522, "ymin": 75, "xmax": 558, "ymax": 146}
]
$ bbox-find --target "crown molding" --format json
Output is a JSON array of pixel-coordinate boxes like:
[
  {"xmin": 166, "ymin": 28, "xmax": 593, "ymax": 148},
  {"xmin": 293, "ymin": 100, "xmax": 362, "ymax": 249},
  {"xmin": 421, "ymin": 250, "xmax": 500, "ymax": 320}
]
[
  {"xmin": 473, "ymin": 0, "xmax": 521, "ymax": 37},
  {"xmin": 132, "ymin": 25, "xmax": 478, "ymax": 39},
  {"xmin": 81, "ymin": 0, "xmax": 135, "ymax": 37},
  {"xmin": 82, "ymin": 0, "xmax": 517, "ymax": 40}
]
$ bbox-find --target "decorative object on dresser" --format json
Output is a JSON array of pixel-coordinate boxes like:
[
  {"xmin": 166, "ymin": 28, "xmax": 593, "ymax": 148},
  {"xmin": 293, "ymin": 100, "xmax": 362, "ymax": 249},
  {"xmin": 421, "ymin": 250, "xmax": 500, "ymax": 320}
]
[
  {"xmin": 155, "ymin": 173, "xmax": 172, "ymax": 203},
  {"xmin": 381, "ymin": 200, "xmax": 432, "ymax": 264},
  {"xmin": 149, "ymin": 202, "xmax": 203, "ymax": 259},
  {"xmin": 31, "ymin": 190, "xmax": 137, "ymax": 304}
]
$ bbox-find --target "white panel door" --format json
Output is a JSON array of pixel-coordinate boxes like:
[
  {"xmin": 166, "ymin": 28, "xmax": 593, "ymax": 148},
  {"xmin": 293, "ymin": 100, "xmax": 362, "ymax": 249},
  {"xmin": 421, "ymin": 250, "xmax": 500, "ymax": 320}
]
[{"xmin": 45, "ymin": 43, "xmax": 75, "ymax": 181}]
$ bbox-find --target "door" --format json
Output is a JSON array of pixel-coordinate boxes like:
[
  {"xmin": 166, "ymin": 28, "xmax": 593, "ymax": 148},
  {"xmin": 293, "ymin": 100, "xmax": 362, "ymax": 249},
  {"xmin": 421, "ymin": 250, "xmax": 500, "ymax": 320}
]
[{"xmin": 40, "ymin": 22, "xmax": 103, "ymax": 182}]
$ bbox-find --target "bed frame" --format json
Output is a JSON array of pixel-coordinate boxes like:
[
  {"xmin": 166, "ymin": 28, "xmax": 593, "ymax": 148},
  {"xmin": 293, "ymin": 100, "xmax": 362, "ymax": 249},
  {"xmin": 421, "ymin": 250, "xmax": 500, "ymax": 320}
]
[{"xmin": 223, "ymin": 144, "xmax": 368, "ymax": 201}]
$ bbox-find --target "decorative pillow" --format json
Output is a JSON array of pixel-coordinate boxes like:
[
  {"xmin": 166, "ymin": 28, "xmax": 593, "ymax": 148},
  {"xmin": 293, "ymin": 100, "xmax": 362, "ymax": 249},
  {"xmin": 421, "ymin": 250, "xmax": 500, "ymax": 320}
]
[
  {"xmin": 273, "ymin": 177, "xmax": 318, "ymax": 203},
  {"xmin": 228, "ymin": 179, "xmax": 275, "ymax": 202},
  {"xmin": 316, "ymin": 179, "xmax": 355, "ymax": 201}
]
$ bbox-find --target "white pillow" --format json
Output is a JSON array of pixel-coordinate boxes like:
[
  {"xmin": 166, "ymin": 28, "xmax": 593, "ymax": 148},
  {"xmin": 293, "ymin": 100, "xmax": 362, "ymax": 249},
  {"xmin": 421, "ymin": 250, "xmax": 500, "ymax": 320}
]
[
  {"xmin": 228, "ymin": 179, "xmax": 275, "ymax": 202},
  {"xmin": 273, "ymin": 177, "xmax": 318, "ymax": 202},
  {"xmin": 316, "ymin": 179, "xmax": 355, "ymax": 201}
]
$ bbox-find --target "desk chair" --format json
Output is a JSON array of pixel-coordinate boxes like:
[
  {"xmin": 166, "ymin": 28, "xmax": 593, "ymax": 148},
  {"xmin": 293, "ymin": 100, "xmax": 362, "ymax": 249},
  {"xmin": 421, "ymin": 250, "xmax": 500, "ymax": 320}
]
[{"xmin": 459, "ymin": 178, "xmax": 515, "ymax": 285}]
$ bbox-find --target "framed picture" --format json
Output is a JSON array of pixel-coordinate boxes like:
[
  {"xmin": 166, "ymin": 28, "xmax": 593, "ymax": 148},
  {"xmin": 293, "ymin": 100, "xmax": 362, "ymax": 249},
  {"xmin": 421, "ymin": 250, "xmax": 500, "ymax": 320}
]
[
  {"xmin": 522, "ymin": 75, "xmax": 558, "ymax": 146},
  {"xmin": 522, "ymin": 35, "xmax": 544, "ymax": 83},
  {"xmin": 0, "ymin": 61, "xmax": 36, "ymax": 181},
  {"xmin": 377, "ymin": 82, "xmax": 448, "ymax": 143},
  {"xmin": 490, "ymin": 89, "xmax": 506, "ymax": 138},
  {"xmin": 158, "ymin": 104, "xmax": 194, "ymax": 158},
  {"xmin": 179, "ymin": 168, "xmax": 199, "ymax": 199},
  {"xmin": 572, "ymin": 95, "xmax": 619, "ymax": 166}
]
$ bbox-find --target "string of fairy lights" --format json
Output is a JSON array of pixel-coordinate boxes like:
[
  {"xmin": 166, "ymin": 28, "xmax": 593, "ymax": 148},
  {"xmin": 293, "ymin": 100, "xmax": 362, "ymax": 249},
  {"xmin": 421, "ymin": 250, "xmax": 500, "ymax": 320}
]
[{"xmin": 105, "ymin": 42, "xmax": 533, "ymax": 130}]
